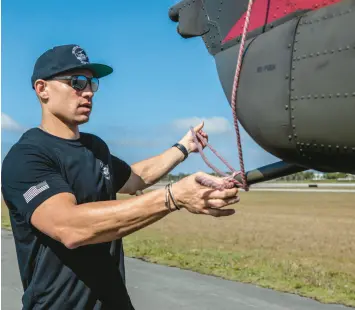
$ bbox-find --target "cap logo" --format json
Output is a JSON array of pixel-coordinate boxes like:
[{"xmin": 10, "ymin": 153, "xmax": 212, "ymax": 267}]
[{"xmin": 72, "ymin": 46, "xmax": 89, "ymax": 64}]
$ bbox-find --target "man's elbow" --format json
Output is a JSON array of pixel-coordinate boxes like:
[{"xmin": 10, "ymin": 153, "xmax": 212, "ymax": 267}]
[
  {"xmin": 62, "ymin": 236, "xmax": 81, "ymax": 250},
  {"xmin": 57, "ymin": 226, "xmax": 94, "ymax": 250},
  {"xmin": 58, "ymin": 225, "xmax": 121, "ymax": 250}
]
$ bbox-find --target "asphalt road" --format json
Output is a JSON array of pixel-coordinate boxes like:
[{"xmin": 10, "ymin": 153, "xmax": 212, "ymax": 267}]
[{"xmin": 2, "ymin": 230, "xmax": 353, "ymax": 310}]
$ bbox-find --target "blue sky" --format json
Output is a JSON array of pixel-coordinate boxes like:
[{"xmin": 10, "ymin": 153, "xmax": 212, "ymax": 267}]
[{"xmin": 1, "ymin": 0, "xmax": 278, "ymax": 174}]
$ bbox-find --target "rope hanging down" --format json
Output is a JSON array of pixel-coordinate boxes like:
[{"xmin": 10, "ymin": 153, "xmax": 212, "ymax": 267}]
[{"xmin": 193, "ymin": 0, "xmax": 255, "ymax": 191}]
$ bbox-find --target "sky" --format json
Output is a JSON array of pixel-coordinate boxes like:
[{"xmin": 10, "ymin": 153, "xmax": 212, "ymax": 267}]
[{"xmin": 1, "ymin": 0, "xmax": 279, "ymax": 175}]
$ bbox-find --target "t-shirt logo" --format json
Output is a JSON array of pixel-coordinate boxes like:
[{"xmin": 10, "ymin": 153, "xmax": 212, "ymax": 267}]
[
  {"xmin": 99, "ymin": 161, "xmax": 111, "ymax": 180},
  {"xmin": 23, "ymin": 181, "xmax": 49, "ymax": 203}
]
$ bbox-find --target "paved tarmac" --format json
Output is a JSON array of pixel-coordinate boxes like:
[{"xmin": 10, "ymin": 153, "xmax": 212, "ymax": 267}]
[
  {"xmin": 148, "ymin": 182, "xmax": 355, "ymax": 193},
  {"xmin": 2, "ymin": 229, "xmax": 354, "ymax": 310}
]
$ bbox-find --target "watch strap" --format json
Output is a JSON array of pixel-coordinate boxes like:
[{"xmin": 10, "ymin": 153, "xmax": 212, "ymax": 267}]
[{"xmin": 172, "ymin": 143, "xmax": 188, "ymax": 160}]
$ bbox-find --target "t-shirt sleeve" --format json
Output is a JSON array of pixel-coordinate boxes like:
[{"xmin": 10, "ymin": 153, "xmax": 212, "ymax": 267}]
[
  {"xmin": 111, "ymin": 155, "xmax": 132, "ymax": 193},
  {"xmin": 1, "ymin": 145, "xmax": 74, "ymax": 225}
]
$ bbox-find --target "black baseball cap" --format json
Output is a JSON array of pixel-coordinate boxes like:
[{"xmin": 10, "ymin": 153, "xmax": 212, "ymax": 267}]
[{"xmin": 31, "ymin": 44, "xmax": 113, "ymax": 88}]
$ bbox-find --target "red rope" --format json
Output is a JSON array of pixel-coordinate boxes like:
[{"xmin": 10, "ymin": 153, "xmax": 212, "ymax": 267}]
[{"xmin": 193, "ymin": 0, "xmax": 255, "ymax": 191}]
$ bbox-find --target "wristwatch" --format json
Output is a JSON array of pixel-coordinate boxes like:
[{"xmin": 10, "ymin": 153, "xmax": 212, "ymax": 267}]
[{"xmin": 172, "ymin": 143, "xmax": 188, "ymax": 160}]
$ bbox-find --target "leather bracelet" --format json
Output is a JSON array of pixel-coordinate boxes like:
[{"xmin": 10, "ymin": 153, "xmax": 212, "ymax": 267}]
[
  {"xmin": 165, "ymin": 184, "xmax": 172, "ymax": 212},
  {"xmin": 172, "ymin": 143, "xmax": 188, "ymax": 160},
  {"xmin": 167, "ymin": 182, "xmax": 180, "ymax": 210}
]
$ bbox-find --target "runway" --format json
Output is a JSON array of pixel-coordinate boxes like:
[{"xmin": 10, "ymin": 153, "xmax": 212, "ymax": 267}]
[
  {"xmin": 148, "ymin": 182, "xmax": 355, "ymax": 193},
  {"xmin": 247, "ymin": 188, "xmax": 355, "ymax": 193},
  {"xmin": 2, "ymin": 229, "xmax": 353, "ymax": 310}
]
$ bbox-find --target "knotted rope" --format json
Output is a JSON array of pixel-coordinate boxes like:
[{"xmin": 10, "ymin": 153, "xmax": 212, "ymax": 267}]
[{"xmin": 193, "ymin": 0, "xmax": 255, "ymax": 191}]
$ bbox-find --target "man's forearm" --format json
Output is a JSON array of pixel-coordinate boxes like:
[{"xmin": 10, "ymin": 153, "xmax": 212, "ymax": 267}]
[
  {"xmin": 57, "ymin": 188, "xmax": 174, "ymax": 249},
  {"xmin": 131, "ymin": 145, "xmax": 186, "ymax": 186}
]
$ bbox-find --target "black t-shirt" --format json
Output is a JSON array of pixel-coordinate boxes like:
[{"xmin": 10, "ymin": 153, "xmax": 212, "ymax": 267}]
[{"xmin": 1, "ymin": 128, "xmax": 135, "ymax": 310}]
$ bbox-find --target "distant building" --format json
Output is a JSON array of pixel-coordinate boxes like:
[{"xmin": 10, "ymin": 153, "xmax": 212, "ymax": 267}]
[
  {"xmin": 337, "ymin": 174, "xmax": 355, "ymax": 181},
  {"xmin": 312, "ymin": 172, "xmax": 325, "ymax": 180}
]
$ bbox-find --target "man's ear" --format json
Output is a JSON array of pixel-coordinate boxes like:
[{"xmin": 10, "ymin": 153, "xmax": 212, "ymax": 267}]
[{"xmin": 34, "ymin": 80, "xmax": 49, "ymax": 102}]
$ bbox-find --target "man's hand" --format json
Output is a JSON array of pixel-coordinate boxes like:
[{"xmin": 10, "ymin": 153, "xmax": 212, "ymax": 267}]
[
  {"xmin": 171, "ymin": 172, "xmax": 239, "ymax": 217},
  {"xmin": 178, "ymin": 122, "xmax": 208, "ymax": 154}
]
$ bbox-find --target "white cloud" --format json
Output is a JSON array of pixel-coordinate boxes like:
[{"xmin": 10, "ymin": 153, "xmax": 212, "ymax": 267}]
[
  {"xmin": 172, "ymin": 116, "xmax": 232, "ymax": 134},
  {"xmin": 1, "ymin": 113, "xmax": 25, "ymax": 132}
]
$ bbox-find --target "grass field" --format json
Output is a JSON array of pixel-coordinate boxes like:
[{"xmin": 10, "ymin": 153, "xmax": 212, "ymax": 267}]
[{"xmin": 2, "ymin": 191, "xmax": 355, "ymax": 307}]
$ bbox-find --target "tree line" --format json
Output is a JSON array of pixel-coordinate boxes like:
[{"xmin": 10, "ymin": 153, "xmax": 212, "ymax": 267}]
[{"xmin": 160, "ymin": 171, "xmax": 354, "ymax": 182}]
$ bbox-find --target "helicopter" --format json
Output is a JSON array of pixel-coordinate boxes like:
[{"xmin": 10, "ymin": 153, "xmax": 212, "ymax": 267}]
[{"xmin": 168, "ymin": 0, "xmax": 355, "ymax": 185}]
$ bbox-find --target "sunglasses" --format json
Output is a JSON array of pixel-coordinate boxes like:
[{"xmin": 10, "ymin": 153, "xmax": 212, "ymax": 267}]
[{"xmin": 49, "ymin": 75, "xmax": 99, "ymax": 92}]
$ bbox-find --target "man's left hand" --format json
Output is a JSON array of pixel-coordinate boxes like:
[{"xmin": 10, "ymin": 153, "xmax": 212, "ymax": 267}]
[{"xmin": 178, "ymin": 122, "xmax": 209, "ymax": 154}]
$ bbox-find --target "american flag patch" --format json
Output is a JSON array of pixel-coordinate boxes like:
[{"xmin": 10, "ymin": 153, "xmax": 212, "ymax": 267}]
[{"xmin": 23, "ymin": 181, "xmax": 49, "ymax": 203}]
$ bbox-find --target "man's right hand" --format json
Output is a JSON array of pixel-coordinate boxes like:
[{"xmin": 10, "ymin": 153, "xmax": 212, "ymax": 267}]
[{"xmin": 171, "ymin": 172, "xmax": 240, "ymax": 217}]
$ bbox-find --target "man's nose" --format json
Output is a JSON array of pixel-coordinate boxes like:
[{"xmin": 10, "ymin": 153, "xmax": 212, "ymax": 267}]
[{"xmin": 81, "ymin": 84, "xmax": 94, "ymax": 98}]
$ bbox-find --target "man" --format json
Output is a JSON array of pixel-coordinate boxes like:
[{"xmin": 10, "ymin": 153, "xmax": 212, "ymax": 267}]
[{"xmin": 1, "ymin": 44, "xmax": 240, "ymax": 310}]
